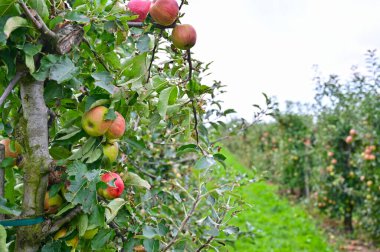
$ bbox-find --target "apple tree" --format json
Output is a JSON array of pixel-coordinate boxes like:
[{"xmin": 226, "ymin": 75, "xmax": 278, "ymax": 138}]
[{"xmin": 0, "ymin": 0, "xmax": 253, "ymax": 251}]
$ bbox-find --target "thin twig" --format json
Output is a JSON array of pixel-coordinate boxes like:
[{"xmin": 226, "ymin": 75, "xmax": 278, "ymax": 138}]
[
  {"xmin": 0, "ymin": 72, "xmax": 26, "ymax": 107},
  {"xmin": 146, "ymin": 30, "xmax": 163, "ymax": 83},
  {"xmin": 127, "ymin": 159, "xmax": 157, "ymax": 179},
  {"xmin": 82, "ymin": 38, "xmax": 112, "ymax": 72},
  {"xmin": 18, "ymin": 0, "xmax": 58, "ymax": 40},
  {"xmin": 109, "ymin": 221, "xmax": 127, "ymax": 252},
  {"xmin": 179, "ymin": 0, "xmax": 186, "ymax": 10},
  {"xmin": 162, "ymin": 192, "xmax": 202, "ymax": 251}
]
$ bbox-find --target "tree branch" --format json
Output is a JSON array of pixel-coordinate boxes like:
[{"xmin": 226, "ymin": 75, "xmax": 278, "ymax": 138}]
[
  {"xmin": 43, "ymin": 205, "xmax": 82, "ymax": 236},
  {"xmin": 83, "ymin": 37, "xmax": 112, "ymax": 72},
  {"xmin": 146, "ymin": 30, "xmax": 163, "ymax": 83},
  {"xmin": 109, "ymin": 221, "xmax": 127, "ymax": 252},
  {"xmin": 127, "ymin": 159, "xmax": 157, "ymax": 179},
  {"xmin": 162, "ymin": 192, "xmax": 202, "ymax": 251},
  {"xmin": 0, "ymin": 72, "xmax": 26, "ymax": 107},
  {"xmin": 18, "ymin": 0, "xmax": 58, "ymax": 40}
]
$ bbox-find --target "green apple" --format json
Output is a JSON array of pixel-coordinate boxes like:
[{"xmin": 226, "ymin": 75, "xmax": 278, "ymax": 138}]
[
  {"xmin": 103, "ymin": 142, "xmax": 119, "ymax": 163},
  {"xmin": 81, "ymin": 106, "xmax": 113, "ymax": 137},
  {"xmin": 44, "ymin": 191, "xmax": 63, "ymax": 214}
]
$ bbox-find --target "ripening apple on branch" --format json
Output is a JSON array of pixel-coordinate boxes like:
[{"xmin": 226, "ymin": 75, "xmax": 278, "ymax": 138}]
[
  {"xmin": 128, "ymin": 0, "xmax": 152, "ymax": 22},
  {"xmin": 149, "ymin": 0, "xmax": 179, "ymax": 26},
  {"xmin": 98, "ymin": 172, "xmax": 125, "ymax": 200},
  {"xmin": 171, "ymin": 24, "xmax": 197, "ymax": 50},
  {"xmin": 81, "ymin": 106, "xmax": 113, "ymax": 137}
]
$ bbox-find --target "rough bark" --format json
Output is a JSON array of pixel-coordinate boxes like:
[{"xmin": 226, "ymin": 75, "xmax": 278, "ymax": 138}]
[{"xmin": 15, "ymin": 79, "xmax": 51, "ymax": 252}]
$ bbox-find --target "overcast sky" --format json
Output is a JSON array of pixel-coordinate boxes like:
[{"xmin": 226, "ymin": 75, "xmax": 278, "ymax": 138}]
[{"xmin": 181, "ymin": 0, "xmax": 380, "ymax": 121}]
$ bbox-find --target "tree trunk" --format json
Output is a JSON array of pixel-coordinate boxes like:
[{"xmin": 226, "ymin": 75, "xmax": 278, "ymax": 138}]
[
  {"xmin": 15, "ymin": 79, "xmax": 51, "ymax": 251},
  {"xmin": 344, "ymin": 205, "xmax": 354, "ymax": 233}
]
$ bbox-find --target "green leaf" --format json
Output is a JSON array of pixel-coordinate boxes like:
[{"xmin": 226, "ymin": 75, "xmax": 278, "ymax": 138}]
[
  {"xmin": 91, "ymin": 229, "xmax": 115, "ymax": 250},
  {"xmin": 78, "ymin": 214, "xmax": 89, "ymax": 236},
  {"xmin": 28, "ymin": 0, "xmax": 49, "ymax": 22},
  {"xmin": 105, "ymin": 198, "xmax": 126, "ymax": 223},
  {"xmin": 143, "ymin": 239, "xmax": 159, "ymax": 252},
  {"xmin": 4, "ymin": 167, "xmax": 15, "ymax": 204},
  {"xmin": 25, "ymin": 54, "xmax": 35, "ymax": 73},
  {"xmin": 136, "ymin": 34, "xmax": 151, "ymax": 53},
  {"xmin": 0, "ymin": 197, "xmax": 21, "ymax": 216},
  {"xmin": 194, "ymin": 156, "xmax": 217, "ymax": 170},
  {"xmin": 122, "ymin": 172, "xmax": 151, "ymax": 189},
  {"xmin": 49, "ymin": 57, "xmax": 78, "ymax": 83},
  {"xmin": 0, "ymin": 225, "xmax": 7, "ymax": 252},
  {"xmin": 158, "ymin": 86, "xmax": 177, "ymax": 118},
  {"xmin": 49, "ymin": 146, "xmax": 72, "ymax": 160},
  {"xmin": 224, "ymin": 226, "xmax": 240, "ymax": 235},
  {"xmin": 142, "ymin": 226, "xmax": 160, "ymax": 239},
  {"xmin": 3, "ymin": 16, "xmax": 28, "ymax": 38},
  {"xmin": 65, "ymin": 12, "xmax": 90, "ymax": 23},
  {"xmin": 92, "ymin": 72, "xmax": 115, "ymax": 94}
]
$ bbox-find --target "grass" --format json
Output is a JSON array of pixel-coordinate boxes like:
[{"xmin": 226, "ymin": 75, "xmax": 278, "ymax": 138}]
[{"xmin": 219, "ymin": 148, "xmax": 334, "ymax": 252}]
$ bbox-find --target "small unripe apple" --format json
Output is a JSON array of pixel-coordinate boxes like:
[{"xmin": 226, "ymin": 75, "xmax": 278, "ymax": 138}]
[
  {"xmin": 367, "ymin": 180, "xmax": 373, "ymax": 187},
  {"xmin": 81, "ymin": 106, "xmax": 113, "ymax": 137},
  {"xmin": 327, "ymin": 151, "xmax": 334, "ymax": 157},
  {"xmin": 0, "ymin": 138, "xmax": 22, "ymax": 159},
  {"xmin": 149, "ymin": 0, "xmax": 179, "ymax": 26},
  {"xmin": 171, "ymin": 24, "xmax": 197, "ymax": 50},
  {"xmin": 345, "ymin": 135, "xmax": 353, "ymax": 144},
  {"xmin": 331, "ymin": 159, "xmax": 337, "ymax": 165},
  {"xmin": 54, "ymin": 227, "xmax": 67, "ymax": 240},
  {"xmin": 128, "ymin": 0, "xmax": 151, "ymax": 22},
  {"xmin": 83, "ymin": 228, "xmax": 99, "ymax": 239},
  {"xmin": 105, "ymin": 112, "xmax": 126, "ymax": 139},
  {"xmin": 98, "ymin": 172, "xmax": 125, "ymax": 200},
  {"xmin": 103, "ymin": 142, "xmax": 119, "ymax": 163},
  {"xmin": 66, "ymin": 235, "xmax": 79, "ymax": 248},
  {"xmin": 44, "ymin": 192, "xmax": 63, "ymax": 214}
]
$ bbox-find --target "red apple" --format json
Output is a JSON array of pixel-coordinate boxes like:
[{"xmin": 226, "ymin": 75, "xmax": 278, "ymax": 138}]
[
  {"xmin": 105, "ymin": 112, "xmax": 126, "ymax": 139},
  {"xmin": 345, "ymin": 135, "xmax": 353, "ymax": 144},
  {"xmin": 44, "ymin": 191, "xmax": 63, "ymax": 214},
  {"xmin": 327, "ymin": 151, "xmax": 334, "ymax": 157},
  {"xmin": 0, "ymin": 138, "xmax": 22, "ymax": 159},
  {"xmin": 103, "ymin": 142, "xmax": 119, "ymax": 163},
  {"xmin": 349, "ymin": 129, "xmax": 357, "ymax": 136},
  {"xmin": 149, "ymin": 0, "xmax": 179, "ymax": 26},
  {"xmin": 171, "ymin": 24, "xmax": 197, "ymax": 50},
  {"xmin": 128, "ymin": 0, "xmax": 151, "ymax": 22},
  {"xmin": 81, "ymin": 106, "xmax": 113, "ymax": 137},
  {"xmin": 98, "ymin": 172, "xmax": 125, "ymax": 200}
]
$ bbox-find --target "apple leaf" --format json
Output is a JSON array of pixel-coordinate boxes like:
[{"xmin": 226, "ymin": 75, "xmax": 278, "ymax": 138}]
[
  {"xmin": 0, "ymin": 225, "xmax": 7, "ymax": 252},
  {"xmin": 49, "ymin": 56, "xmax": 78, "ymax": 84},
  {"xmin": 194, "ymin": 156, "xmax": 217, "ymax": 170},
  {"xmin": 91, "ymin": 229, "xmax": 115, "ymax": 250},
  {"xmin": 92, "ymin": 72, "xmax": 115, "ymax": 94},
  {"xmin": 105, "ymin": 198, "xmax": 126, "ymax": 223},
  {"xmin": 78, "ymin": 214, "xmax": 89, "ymax": 236},
  {"xmin": 28, "ymin": 0, "xmax": 49, "ymax": 22},
  {"xmin": 122, "ymin": 172, "xmax": 151, "ymax": 190},
  {"xmin": 3, "ymin": 16, "xmax": 28, "ymax": 38},
  {"xmin": 0, "ymin": 197, "xmax": 21, "ymax": 216},
  {"xmin": 158, "ymin": 86, "xmax": 178, "ymax": 118}
]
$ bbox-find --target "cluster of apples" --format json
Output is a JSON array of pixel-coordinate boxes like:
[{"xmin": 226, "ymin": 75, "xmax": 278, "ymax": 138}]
[
  {"xmin": 81, "ymin": 106, "xmax": 127, "ymax": 199},
  {"xmin": 362, "ymin": 145, "xmax": 376, "ymax": 161},
  {"xmin": 81, "ymin": 106, "xmax": 126, "ymax": 163},
  {"xmin": 127, "ymin": 0, "xmax": 197, "ymax": 50},
  {"xmin": 345, "ymin": 129, "xmax": 357, "ymax": 144}
]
